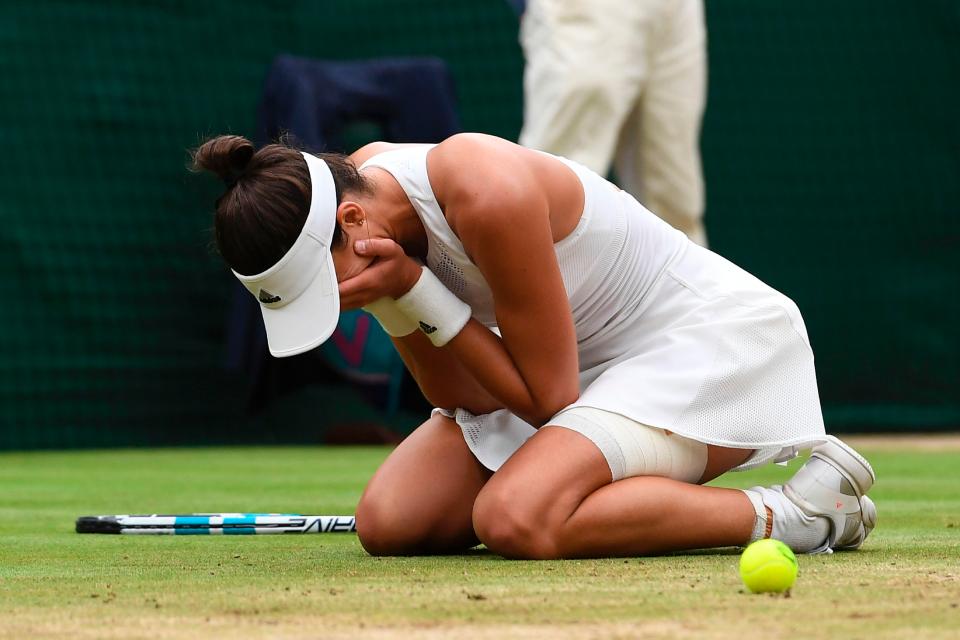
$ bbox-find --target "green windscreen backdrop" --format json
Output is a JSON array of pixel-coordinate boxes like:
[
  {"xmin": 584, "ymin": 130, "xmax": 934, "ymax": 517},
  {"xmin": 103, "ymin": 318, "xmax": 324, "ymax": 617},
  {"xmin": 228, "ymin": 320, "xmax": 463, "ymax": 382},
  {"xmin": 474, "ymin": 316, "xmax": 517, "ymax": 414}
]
[{"xmin": 1, "ymin": 1, "xmax": 957, "ymax": 449}]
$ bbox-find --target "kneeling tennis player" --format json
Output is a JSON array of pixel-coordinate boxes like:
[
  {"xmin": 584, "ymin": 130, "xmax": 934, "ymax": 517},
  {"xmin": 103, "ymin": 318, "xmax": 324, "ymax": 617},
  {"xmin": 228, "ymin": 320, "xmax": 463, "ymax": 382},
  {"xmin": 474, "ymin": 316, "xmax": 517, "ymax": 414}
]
[{"xmin": 194, "ymin": 133, "xmax": 876, "ymax": 558}]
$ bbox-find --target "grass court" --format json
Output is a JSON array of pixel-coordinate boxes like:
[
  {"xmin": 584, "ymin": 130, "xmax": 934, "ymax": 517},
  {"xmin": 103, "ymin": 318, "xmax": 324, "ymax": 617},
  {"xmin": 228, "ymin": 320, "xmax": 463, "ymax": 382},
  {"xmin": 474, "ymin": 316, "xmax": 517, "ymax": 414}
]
[{"xmin": 2, "ymin": 436, "xmax": 957, "ymax": 639}]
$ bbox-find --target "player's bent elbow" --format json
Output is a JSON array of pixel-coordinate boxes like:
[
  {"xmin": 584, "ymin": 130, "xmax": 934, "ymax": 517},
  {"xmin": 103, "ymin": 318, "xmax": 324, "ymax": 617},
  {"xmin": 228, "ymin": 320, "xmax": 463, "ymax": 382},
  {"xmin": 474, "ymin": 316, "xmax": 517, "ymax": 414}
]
[
  {"xmin": 415, "ymin": 379, "xmax": 477, "ymax": 416},
  {"xmin": 529, "ymin": 387, "xmax": 580, "ymax": 428}
]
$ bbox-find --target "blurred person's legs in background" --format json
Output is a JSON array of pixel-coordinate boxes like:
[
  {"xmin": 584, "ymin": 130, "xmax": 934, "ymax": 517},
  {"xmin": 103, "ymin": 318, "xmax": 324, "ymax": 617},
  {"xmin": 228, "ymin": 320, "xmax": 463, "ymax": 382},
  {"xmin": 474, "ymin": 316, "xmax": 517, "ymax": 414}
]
[
  {"xmin": 519, "ymin": 0, "xmax": 707, "ymax": 246},
  {"xmin": 614, "ymin": 0, "xmax": 706, "ymax": 246}
]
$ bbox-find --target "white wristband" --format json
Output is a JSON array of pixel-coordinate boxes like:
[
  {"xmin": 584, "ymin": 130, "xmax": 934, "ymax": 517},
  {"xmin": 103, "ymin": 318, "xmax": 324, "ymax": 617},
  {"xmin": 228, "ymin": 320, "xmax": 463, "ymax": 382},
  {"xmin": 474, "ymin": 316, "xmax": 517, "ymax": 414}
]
[
  {"xmin": 363, "ymin": 297, "xmax": 420, "ymax": 338},
  {"xmin": 362, "ymin": 297, "xmax": 419, "ymax": 337},
  {"xmin": 395, "ymin": 266, "xmax": 472, "ymax": 347}
]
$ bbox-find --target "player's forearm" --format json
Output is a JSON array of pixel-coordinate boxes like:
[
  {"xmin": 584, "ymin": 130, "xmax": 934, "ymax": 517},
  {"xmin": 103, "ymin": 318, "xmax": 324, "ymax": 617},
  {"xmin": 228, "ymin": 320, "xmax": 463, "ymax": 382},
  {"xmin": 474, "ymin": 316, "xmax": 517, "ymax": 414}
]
[
  {"xmin": 395, "ymin": 322, "xmax": 563, "ymax": 427},
  {"xmin": 379, "ymin": 267, "xmax": 576, "ymax": 424},
  {"xmin": 444, "ymin": 320, "xmax": 576, "ymax": 428},
  {"xmin": 363, "ymin": 292, "xmax": 499, "ymax": 414},
  {"xmin": 392, "ymin": 330, "xmax": 502, "ymax": 415}
]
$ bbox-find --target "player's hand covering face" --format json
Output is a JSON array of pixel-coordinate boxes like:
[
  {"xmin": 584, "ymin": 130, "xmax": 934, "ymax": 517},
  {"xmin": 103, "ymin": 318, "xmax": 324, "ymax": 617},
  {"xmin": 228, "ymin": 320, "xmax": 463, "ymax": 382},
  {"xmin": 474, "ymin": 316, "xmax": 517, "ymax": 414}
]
[{"xmin": 336, "ymin": 238, "xmax": 422, "ymax": 310}]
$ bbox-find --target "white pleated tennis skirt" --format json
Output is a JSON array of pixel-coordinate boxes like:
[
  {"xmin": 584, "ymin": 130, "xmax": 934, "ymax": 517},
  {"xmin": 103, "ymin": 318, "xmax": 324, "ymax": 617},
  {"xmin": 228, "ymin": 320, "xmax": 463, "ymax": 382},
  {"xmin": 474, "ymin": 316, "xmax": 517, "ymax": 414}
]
[{"xmin": 445, "ymin": 242, "xmax": 828, "ymax": 473}]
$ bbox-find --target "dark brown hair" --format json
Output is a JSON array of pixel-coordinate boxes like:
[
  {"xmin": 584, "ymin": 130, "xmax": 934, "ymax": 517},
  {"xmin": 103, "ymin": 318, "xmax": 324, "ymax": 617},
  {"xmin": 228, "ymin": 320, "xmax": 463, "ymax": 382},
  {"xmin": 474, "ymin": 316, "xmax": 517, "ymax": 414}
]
[{"xmin": 191, "ymin": 134, "xmax": 371, "ymax": 275}]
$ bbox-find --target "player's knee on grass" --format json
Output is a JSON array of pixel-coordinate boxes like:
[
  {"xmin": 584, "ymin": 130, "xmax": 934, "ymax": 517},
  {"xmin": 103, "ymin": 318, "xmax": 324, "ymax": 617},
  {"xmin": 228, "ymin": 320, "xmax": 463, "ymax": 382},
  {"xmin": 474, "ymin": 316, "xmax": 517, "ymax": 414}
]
[
  {"xmin": 356, "ymin": 486, "xmax": 476, "ymax": 556},
  {"xmin": 472, "ymin": 485, "xmax": 562, "ymax": 560},
  {"xmin": 355, "ymin": 492, "xmax": 433, "ymax": 556}
]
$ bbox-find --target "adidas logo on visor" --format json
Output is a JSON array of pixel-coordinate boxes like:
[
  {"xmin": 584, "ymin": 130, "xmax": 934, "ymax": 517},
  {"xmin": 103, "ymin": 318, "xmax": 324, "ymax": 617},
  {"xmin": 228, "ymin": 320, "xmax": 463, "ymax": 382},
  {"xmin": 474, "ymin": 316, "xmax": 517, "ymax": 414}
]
[{"xmin": 258, "ymin": 289, "xmax": 282, "ymax": 304}]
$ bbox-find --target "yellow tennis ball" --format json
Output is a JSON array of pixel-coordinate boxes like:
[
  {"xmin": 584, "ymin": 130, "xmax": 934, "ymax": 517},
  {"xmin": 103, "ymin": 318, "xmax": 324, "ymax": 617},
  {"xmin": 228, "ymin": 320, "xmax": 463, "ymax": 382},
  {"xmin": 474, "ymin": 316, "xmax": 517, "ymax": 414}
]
[{"xmin": 739, "ymin": 539, "xmax": 798, "ymax": 593}]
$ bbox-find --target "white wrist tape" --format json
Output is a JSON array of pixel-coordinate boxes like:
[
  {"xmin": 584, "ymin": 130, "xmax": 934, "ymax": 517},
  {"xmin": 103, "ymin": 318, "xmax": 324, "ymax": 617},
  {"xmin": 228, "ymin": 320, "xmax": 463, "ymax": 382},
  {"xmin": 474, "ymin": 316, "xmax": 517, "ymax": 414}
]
[
  {"xmin": 362, "ymin": 297, "xmax": 419, "ymax": 337},
  {"xmin": 395, "ymin": 266, "xmax": 472, "ymax": 347}
]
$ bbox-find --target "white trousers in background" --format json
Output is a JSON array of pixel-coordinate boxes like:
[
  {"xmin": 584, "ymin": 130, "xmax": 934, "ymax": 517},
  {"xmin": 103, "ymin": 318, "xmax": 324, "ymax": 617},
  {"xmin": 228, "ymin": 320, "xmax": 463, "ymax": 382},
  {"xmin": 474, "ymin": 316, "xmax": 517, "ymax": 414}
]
[{"xmin": 519, "ymin": 0, "xmax": 708, "ymax": 246}]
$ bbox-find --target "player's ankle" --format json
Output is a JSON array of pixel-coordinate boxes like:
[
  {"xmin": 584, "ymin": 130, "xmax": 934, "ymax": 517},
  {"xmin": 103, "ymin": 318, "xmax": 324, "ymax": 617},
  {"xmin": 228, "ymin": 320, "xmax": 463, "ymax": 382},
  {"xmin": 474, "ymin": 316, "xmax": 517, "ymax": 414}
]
[{"xmin": 745, "ymin": 486, "xmax": 830, "ymax": 553}]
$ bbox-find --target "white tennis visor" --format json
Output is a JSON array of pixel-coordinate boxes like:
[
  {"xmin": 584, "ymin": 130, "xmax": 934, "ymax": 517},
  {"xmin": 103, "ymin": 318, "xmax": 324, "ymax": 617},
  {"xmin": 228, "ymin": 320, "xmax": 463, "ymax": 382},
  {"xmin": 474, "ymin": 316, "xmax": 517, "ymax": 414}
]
[{"xmin": 232, "ymin": 152, "xmax": 340, "ymax": 358}]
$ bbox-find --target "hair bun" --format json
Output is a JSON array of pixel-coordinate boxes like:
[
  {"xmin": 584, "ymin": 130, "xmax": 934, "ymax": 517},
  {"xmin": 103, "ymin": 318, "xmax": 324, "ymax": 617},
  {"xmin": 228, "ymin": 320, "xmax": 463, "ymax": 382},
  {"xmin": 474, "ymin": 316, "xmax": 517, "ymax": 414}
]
[{"xmin": 192, "ymin": 135, "xmax": 255, "ymax": 185}]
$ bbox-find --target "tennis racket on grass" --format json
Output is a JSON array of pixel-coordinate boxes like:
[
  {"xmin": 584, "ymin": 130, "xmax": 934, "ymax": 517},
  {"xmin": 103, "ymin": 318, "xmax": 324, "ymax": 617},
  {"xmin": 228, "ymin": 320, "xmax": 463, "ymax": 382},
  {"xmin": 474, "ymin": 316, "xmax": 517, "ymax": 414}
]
[{"xmin": 75, "ymin": 513, "xmax": 356, "ymax": 535}]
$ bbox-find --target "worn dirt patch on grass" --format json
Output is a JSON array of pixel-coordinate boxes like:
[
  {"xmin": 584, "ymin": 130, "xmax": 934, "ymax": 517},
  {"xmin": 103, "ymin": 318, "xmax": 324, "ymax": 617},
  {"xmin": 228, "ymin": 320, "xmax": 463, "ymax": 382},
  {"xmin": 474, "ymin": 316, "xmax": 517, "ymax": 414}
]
[{"xmin": 4, "ymin": 617, "xmax": 700, "ymax": 640}]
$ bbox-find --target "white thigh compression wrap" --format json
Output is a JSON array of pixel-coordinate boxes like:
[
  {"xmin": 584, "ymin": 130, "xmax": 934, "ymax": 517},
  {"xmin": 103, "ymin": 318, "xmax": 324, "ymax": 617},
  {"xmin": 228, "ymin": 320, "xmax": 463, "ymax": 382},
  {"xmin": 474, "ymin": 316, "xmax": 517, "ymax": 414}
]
[{"xmin": 550, "ymin": 407, "xmax": 708, "ymax": 483}]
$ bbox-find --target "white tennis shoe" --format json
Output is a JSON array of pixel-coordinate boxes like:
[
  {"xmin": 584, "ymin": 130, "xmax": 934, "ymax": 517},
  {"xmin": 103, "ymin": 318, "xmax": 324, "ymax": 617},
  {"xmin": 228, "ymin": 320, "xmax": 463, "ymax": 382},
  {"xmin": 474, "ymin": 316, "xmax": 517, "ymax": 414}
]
[{"xmin": 783, "ymin": 435, "xmax": 877, "ymax": 551}]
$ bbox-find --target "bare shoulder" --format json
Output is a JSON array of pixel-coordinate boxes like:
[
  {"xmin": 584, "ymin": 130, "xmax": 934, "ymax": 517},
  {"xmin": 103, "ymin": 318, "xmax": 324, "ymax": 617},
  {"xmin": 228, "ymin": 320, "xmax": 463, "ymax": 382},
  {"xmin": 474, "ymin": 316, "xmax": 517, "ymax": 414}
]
[
  {"xmin": 428, "ymin": 134, "xmax": 546, "ymax": 227},
  {"xmin": 349, "ymin": 141, "xmax": 432, "ymax": 166},
  {"xmin": 349, "ymin": 141, "xmax": 398, "ymax": 165},
  {"xmin": 428, "ymin": 133, "xmax": 527, "ymax": 188}
]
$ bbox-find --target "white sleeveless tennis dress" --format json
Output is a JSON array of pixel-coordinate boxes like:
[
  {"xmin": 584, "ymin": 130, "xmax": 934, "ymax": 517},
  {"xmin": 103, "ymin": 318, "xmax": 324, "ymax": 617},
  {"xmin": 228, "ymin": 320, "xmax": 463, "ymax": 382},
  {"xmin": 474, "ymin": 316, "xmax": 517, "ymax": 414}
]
[{"xmin": 360, "ymin": 145, "xmax": 826, "ymax": 473}]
